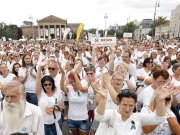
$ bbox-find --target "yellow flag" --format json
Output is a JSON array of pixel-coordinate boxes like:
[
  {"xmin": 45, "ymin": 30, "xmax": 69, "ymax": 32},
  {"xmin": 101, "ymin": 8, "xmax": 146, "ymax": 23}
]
[{"xmin": 76, "ymin": 23, "xmax": 84, "ymax": 42}]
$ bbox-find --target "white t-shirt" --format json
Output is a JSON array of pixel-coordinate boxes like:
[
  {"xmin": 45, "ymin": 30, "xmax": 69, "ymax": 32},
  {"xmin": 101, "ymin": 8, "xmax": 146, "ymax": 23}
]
[
  {"xmin": 122, "ymin": 74, "xmax": 136, "ymax": 90},
  {"xmin": 18, "ymin": 67, "xmax": 36, "ymax": 93},
  {"xmin": 137, "ymin": 68, "xmax": 151, "ymax": 85},
  {"xmin": 95, "ymin": 109, "xmax": 166, "ymax": 135},
  {"xmin": 113, "ymin": 57, "xmax": 122, "ymax": 71},
  {"xmin": 95, "ymin": 66, "xmax": 109, "ymax": 79},
  {"xmin": 38, "ymin": 90, "xmax": 63, "ymax": 124},
  {"xmin": 67, "ymin": 79, "xmax": 88, "ymax": 120},
  {"xmin": 141, "ymin": 106, "xmax": 174, "ymax": 135},
  {"xmin": 142, "ymin": 85, "xmax": 155, "ymax": 106},
  {"xmin": 170, "ymin": 76, "xmax": 180, "ymax": 102},
  {"xmin": 0, "ymin": 73, "xmax": 16, "ymax": 85}
]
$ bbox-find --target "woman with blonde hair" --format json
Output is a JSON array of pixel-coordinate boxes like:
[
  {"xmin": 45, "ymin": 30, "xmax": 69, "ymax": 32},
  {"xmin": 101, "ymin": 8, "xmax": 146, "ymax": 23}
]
[
  {"xmin": 141, "ymin": 89, "xmax": 180, "ymax": 135},
  {"xmin": 115, "ymin": 62, "xmax": 136, "ymax": 90}
]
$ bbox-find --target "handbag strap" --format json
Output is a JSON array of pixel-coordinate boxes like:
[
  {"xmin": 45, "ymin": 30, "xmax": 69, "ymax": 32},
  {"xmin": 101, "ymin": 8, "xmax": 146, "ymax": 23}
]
[
  {"xmin": 53, "ymin": 110, "xmax": 56, "ymax": 119},
  {"xmin": 109, "ymin": 111, "xmax": 116, "ymax": 127}
]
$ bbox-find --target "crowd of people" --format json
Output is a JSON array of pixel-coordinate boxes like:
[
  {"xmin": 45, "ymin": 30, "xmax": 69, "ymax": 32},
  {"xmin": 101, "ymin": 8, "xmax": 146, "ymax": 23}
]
[{"xmin": 0, "ymin": 38, "xmax": 180, "ymax": 135}]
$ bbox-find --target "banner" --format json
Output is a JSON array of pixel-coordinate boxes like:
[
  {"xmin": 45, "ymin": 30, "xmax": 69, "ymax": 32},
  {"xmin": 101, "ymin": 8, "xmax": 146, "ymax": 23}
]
[
  {"xmin": 45, "ymin": 29, "xmax": 48, "ymax": 37},
  {"xmin": 123, "ymin": 33, "xmax": 132, "ymax": 38},
  {"xmin": 50, "ymin": 28, "xmax": 54, "ymax": 34},
  {"xmin": 56, "ymin": 28, "xmax": 59, "ymax": 36},
  {"xmin": 69, "ymin": 32, "xmax": 72, "ymax": 39},
  {"xmin": 91, "ymin": 37, "xmax": 116, "ymax": 46},
  {"xmin": 96, "ymin": 29, "xmax": 99, "ymax": 37},
  {"xmin": 104, "ymin": 29, "xmax": 107, "ymax": 37},
  {"xmin": 63, "ymin": 28, "xmax": 70, "ymax": 40},
  {"xmin": 76, "ymin": 23, "xmax": 84, "ymax": 42}
]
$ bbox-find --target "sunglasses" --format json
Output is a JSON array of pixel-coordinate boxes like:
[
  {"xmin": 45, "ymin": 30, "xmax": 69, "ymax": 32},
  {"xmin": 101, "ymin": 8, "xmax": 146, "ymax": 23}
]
[
  {"xmin": 165, "ymin": 98, "xmax": 171, "ymax": 102},
  {"xmin": 43, "ymin": 83, "xmax": 52, "ymax": 86},
  {"xmin": 86, "ymin": 73, "xmax": 93, "ymax": 75},
  {"xmin": 117, "ymin": 89, "xmax": 136, "ymax": 96},
  {"xmin": 48, "ymin": 67, "xmax": 55, "ymax": 71},
  {"xmin": 147, "ymin": 62, "xmax": 153, "ymax": 64}
]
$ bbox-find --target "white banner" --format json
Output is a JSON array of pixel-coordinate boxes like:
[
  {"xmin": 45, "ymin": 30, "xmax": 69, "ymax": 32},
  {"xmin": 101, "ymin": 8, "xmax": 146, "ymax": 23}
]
[
  {"xmin": 91, "ymin": 37, "xmax": 116, "ymax": 46},
  {"xmin": 69, "ymin": 32, "xmax": 72, "ymax": 39},
  {"xmin": 45, "ymin": 29, "xmax": 48, "ymax": 36},
  {"xmin": 63, "ymin": 28, "xmax": 70, "ymax": 40},
  {"xmin": 61, "ymin": 28, "xmax": 65, "ymax": 34},
  {"xmin": 96, "ymin": 29, "xmax": 99, "ymax": 37},
  {"xmin": 123, "ymin": 33, "xmax": 132, "ymax": 38},
  {"xmin": 40, "ymin": 29, "xmax": 43, "ymax": 37},
  {"xmin": 50, "ymin": 28, "xmax": 54, "ymax": 34},
  {"xmin": 104, "ymin": 29, "xmax": 107, "ymax": 37},
  {"xmin": 56, "ymin": 28, "xmax": 59, "ymax": 36}
]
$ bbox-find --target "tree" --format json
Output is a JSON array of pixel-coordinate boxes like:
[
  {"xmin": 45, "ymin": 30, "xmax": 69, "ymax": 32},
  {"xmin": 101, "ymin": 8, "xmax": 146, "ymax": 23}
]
[
  {"xmin": 149, "ymin": 16, "xmax": 169, "ymax": 37},
  {"xmin": 122, "ymin": 22, "xmax": 136, "ymax": 34},
  {"xmin": 108, "ymin": 29, "xmax": 115, "ymax": 36}
]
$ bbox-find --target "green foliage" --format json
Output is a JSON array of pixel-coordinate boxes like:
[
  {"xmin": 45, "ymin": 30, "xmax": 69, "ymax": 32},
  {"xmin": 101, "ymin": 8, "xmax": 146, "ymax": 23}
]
[
  {"xmin": 108, "ymin": 29, "xmax": 115, "ymax": 35},
  {"xmin": 0, "ymin": 22, "xmax": 22, "ymax": 40},
  {"xmin": 155, "ymin": 16, "xmax": 169, "ymax": 27},
  {"xmin": 122, "ymin": 22, "xmax": 136, "ymax": 33}
]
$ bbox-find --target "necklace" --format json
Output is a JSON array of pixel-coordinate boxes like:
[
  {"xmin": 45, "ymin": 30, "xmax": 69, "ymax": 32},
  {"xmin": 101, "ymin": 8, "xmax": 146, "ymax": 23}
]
[{"xmin": 46, "ymin": 92, "xmax": 57, "ymax": 105}]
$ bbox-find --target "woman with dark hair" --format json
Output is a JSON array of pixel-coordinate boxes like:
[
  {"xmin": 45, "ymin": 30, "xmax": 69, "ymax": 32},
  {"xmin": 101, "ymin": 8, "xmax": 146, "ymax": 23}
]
[
  {"xmin": 35, "ymin": 60, "xmax": 64, "ymax": 135},
  {"xmin": 92, "ymin": 44, "xmax": 115, "ymax": 79},
  {"xmin": 94, "ymin": 79, "xmax": 179, "ymax": 135},
  {"xmin": 162, "ymin": 56, "xmax": 173, "ymax": 75},
  {"xmin": 137, "ymin": 57, "xmax": 153, "ymax": 88},
  {"xmin": 61, "ymin": 62, "xmax": 91, "ymax": 135},
  {"xmin": 11, "ymin": 62, "xmax": 21, "ymax": 77}
]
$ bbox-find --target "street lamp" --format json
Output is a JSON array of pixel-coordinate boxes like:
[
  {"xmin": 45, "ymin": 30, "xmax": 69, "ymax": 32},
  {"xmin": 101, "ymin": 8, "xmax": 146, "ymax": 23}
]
[
  {"xmin": 29, "ymin": 15, "xmax": 34, "ymax": 39},
  {"xmin": 104, "ymin": 13, "xmax": 108, "ymax": 36},
  {"xmin": 152, "ymin": 0, "xmax": 160, "ymax": 38}
]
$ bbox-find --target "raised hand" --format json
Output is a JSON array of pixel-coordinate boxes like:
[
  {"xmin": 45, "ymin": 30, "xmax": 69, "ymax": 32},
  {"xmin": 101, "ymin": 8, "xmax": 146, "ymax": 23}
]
[
  {"xmin": 102, "ymin": 72, "xmax": 111, "ymax": 85},
  {"xmin": 39, "ymin": 60, "xmax": 48, "ymax": 68},
  {"xmin": 45, "ymin": 106, "xmax": 53, "ymax": 115},
  {"xmin": 93, "ymin": 80, "xmax": 107, "ymax": 98},
  {"xmin": 117, "ymin": 65, "xmax": 128, "ymax": 78},
  {"xmin": 156, "ymin": 82, "xmax": 174, "ymax": 101},
  {"xmin": 93, "ymin": 44, "xmax": 98, "ymax": 50},
  {"xmin": 110, "ymin": 45, "xmax": 115, "ymax": 52}
]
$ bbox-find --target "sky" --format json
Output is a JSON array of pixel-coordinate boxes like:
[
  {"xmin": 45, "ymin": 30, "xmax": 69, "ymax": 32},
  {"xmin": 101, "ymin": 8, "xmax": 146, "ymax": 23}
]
[{"xmin": 0, "ymin": 0, "xmax": 179, "ymax": 30}]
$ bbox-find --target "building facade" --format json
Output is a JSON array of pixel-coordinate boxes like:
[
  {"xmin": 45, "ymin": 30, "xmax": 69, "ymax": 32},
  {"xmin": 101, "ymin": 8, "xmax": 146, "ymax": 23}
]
[
  {"xmin": 134, "ymin": 19, "xmax": 153, "ymax": 39},
  {"xmin": 22, "ymin": 15, "xmax": 83, "ymax": 40},
  {"xmin": 170, "ymin": 5, "xmax": 180, "ymax": 39},
  {"xmin": 155, "ymin": 22, "xmax": 170, "ymax": 39}
]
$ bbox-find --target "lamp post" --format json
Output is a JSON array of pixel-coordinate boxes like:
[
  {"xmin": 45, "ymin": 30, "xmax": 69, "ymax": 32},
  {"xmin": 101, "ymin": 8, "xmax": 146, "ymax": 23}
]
[
  {"xmin": 126, "ymin": 16, "xmax": 130, "ymax": 32},
  {"xmin": 29, "ymin": 15, "xmax": 34, "ymax": 39},
  {"xmin": 104, "ymin": 13, "xmax": 108, "ymax": 37},
  {"xmin": 152, "ymin": 0, "xmax": 160, "ymax": 38}
]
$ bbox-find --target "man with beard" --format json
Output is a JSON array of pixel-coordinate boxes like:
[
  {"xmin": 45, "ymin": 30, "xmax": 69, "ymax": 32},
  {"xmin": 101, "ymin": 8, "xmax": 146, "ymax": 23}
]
[{"xmin": 1, "ymin": 80, "xmax": 44, "ymax": 134}]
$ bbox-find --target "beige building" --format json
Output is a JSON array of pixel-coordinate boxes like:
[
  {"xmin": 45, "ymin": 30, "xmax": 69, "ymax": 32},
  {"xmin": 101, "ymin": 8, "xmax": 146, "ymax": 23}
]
[
  {"xmin": 170, "ymin": 5, "xmax": 180, "ymax": 39},
  {"xmin": 155, "ymin": 22, "xmax": 170, "ymax": 39},
  {"xmin": 22, "ymin": 15, "xmax": 83, "ymax": 39}
]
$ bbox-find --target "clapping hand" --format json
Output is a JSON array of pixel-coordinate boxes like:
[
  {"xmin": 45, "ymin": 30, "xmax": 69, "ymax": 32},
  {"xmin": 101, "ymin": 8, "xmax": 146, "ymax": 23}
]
[
  {"xmin": 45, "ymin": 106, "xmax": 53, "ymax": 115},
  {"xmin": 156, "ymin": 82, "xmax": 180, "ymax": 101},
  {"xmin": 39, "ymin": 60, "xmax": 48, "ymax": 69},
  {"xmin": 102, "ymin": 72, "xmax": 111, "ymax": 85},
  {"xmin": 93, "ymin": 80, "xmax": 107, "ymax": 98}
]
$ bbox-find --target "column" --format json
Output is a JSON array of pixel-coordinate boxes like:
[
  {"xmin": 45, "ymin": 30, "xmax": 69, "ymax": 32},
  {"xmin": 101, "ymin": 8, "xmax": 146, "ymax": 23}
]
[
  {"xmin": 54, "ymin": 25, "xmax": 56, "ymax": 39},
  {"xmin": 48, "ymin": 25, "xmax": 50, "ymax": 39},
  {"xmin": 38, "ymin": 25, "xmax": 40, "ymax": 38},
  {"xmin": 59, "ymin": 25, "xmax": 61, "ymax": 40},
  {"xmin": 43, "ymin": 25, "xmax": 45, "ymax": 39}
]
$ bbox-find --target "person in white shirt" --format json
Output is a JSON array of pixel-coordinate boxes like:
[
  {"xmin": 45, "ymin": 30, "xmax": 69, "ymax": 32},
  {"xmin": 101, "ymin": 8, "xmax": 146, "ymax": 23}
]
[
  {"xmin": 141, "ymin": 91, "xmax": 180, "ymax": 135},
  {"xmin": 18, "ymin": 54, "xmax": 37, "ymax": 105},
  {"xmin": 94, "ymin": 83, "xmax": 180, "ymax": 135},
  {"xmin": 113, "ymin": 48, "xmax": 122, "ymax": 71},
  {"xmin": 36, "ymin": 61, "xmax": 64, "ymax": 135},
  {"xmin": 61, "ymin": 62, "xmax": 91, "ymax": 135},
  {"xmin": 1, "ymin": 80, "xmax": 44, "ymax": 135}
]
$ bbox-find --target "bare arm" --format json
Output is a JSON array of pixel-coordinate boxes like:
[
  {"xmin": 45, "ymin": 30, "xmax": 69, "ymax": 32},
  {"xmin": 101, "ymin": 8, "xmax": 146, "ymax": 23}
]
[
  {"xmin": 167, "ymin": 117, "xmax": 180, "ymax": 134},
  {"xmin": 125, "ymin": 76, "xmax": 136, "ymax": 91},
  {"xmin": 108, "ymin": 45, "xmax": 115, "ymax": 70},
  {"xmin": 92, "ymin": 45, "xmax": 98, "ymax": 66},
  {"xmin": 142, "ymin": 125, "xmax": 158, "ymax": 134},
  {"xmin": 74, "ymin": 73, "xmax": 88, "ymax": 93}
]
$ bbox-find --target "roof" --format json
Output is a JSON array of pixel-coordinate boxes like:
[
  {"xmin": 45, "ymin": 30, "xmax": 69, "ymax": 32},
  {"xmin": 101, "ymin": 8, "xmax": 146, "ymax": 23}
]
[
  {"xmin": 37, "ymin": 15, "xmax": 67, "ymax": 23},
  {"xmin": 140, "ymin": 19, "xmax": 153, "ymax": 28}
]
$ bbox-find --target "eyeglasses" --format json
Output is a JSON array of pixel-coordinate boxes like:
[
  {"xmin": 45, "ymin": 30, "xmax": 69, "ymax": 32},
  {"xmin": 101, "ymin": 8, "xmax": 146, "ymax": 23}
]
[
  {"xmin": 113, "ymin": 79, "xmax": 123, "ymax": 82},
  {"xmin": 165, "ymin": 98, "xmax": 171, "ymax": 102},
  {"xmin": 117, "ymin": 89, "xmax": 136, "ymax": 97},
  {"xmin": 48, "ymin": 67, "xmax": 55, "ymax": 71},
  {"xmin": 86, "ymin": 73, "xmax": 93, "ymax": 75},
  {"xmin": 43, "ymin": 83, "xmax": 52, "ymax": 86}
]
